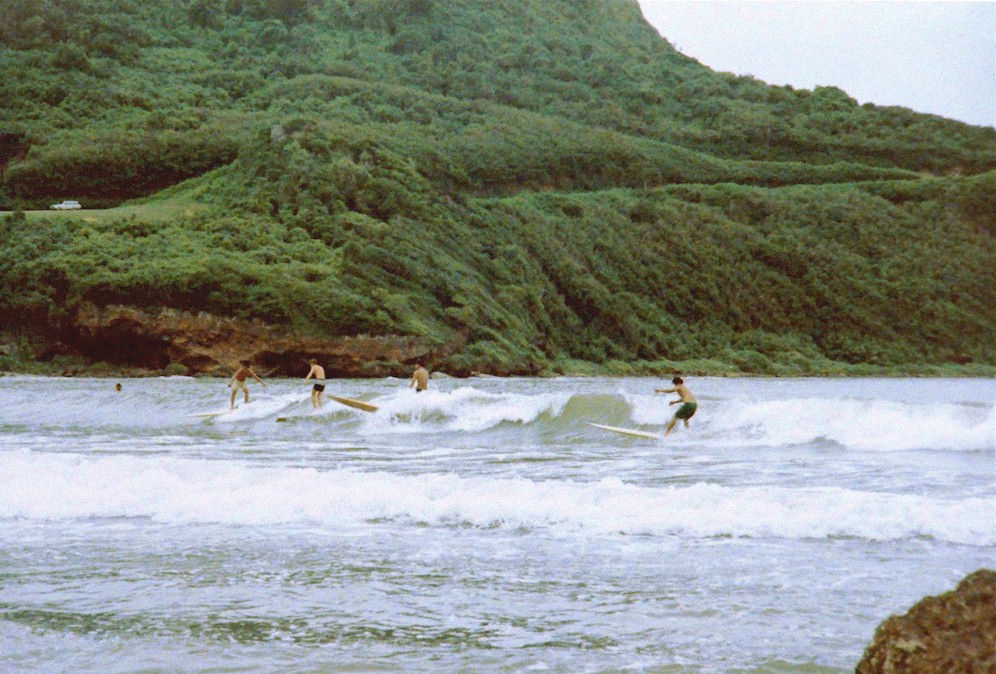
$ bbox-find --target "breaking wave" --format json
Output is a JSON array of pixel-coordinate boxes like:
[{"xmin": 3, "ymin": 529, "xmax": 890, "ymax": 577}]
[
  {"xmin": 0, "ymin": 377, "xmax": 992, "ymax": 452},
  {"xmin": 1, "ymin": 450, "xmax": 991, "ymax": 546}
]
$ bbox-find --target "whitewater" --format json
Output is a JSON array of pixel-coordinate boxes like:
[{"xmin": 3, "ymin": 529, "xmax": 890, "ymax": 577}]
[{"xmin": 1, "ymin": 375, "xmax": 993, "ymax": 673}]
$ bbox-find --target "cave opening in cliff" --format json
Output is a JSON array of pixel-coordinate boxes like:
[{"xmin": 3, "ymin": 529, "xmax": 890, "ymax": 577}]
[
  {"xmin": 72, "ymin": 333, "xmax": 172, "ymax": 370},
  {"xmin": 251, "ymin": 351, "xmax": 377, "ymax": 378}
]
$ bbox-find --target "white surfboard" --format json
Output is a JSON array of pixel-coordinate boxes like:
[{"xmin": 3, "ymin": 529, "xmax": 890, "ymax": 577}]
[
  {"xmin": 189, "ymin": 402, "xmax": 251, "ymax": 418},
  {"xmin": 586, "ymin": 422, "xmax": 663, "ymax": 440}
]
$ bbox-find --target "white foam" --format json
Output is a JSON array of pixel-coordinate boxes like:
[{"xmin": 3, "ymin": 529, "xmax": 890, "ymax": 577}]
[
  {"xmin": 208, "ymin": 392, "xmax": 306, "ymax": 423},
  {"xmin": 0, "ymin": 379, "xmax": 309, "ymax": 429},
  {"xmin": 1, "ymin": 451, "xmax": 990, "ymax": 545},
  {"xmin": 364, "ymin": 386, "xmax": 573, "ymax": 434},
  {"xmin": 629, "ymin": 395, "xmax": 995, "ymax": 452}
]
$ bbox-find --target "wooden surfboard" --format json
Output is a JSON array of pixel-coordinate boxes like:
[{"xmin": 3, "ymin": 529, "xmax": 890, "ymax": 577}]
[
  {"xmin": 586, "ymin": 422, "xmax": 662, "ymax": 440},
  {"xmin": 189, "ymin": 409, "xmax": 234, "ymax": 418},
  {"xmin": 328, "ymin": 395, "xmax": 378, "ymax": 413},
  {"xmin": 276, "ymin": 396, "xmax": 377, "ymax": 421}
]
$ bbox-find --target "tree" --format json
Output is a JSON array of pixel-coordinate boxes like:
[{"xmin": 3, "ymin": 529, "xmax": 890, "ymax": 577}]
[
  {"xmin": 186, "ymin": 0, "xmax": 224, "ymax": 28},
  {"xmin": 0, "ymin": 132, "xmax": 28, "ymax": 182}
]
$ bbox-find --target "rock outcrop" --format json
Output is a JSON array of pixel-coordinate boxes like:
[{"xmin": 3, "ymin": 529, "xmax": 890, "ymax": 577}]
[
  {"xmin": 65, "ymin": 303, "xmax": 457, "ymax": 377},
  {"xmin": 856, "ymin": 568, "xmax": 995, "ymax": 674}
]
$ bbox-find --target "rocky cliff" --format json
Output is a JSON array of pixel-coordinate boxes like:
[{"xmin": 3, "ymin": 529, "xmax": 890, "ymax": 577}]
[
  {"xmin": 43, "ymin": 303, "xmax": 458, "ymax": 377},
  {"xmin": 856, "ymin": 568, "xmax": 995, "ymax": 674}
]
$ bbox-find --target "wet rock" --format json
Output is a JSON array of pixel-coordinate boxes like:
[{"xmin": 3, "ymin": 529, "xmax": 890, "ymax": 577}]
[{"xmin": 856, "ymin": 568, "xmax": 995, "ymax": 674}]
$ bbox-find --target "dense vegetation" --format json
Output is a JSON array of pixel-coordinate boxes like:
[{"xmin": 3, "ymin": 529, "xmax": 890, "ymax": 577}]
[{"xmin": 1, "ymin": 0, "xmax": 994, "ymax": 375}]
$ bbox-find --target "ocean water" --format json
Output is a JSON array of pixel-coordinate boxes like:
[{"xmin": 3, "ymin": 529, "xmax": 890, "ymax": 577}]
[{"xmin": 0, "ymin": 375, "xmax": 992, "ymax": 673}]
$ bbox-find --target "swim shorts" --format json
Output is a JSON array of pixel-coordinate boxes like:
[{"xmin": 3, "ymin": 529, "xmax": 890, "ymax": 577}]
[
  {"xmin": 231, "ymin": 380, "xmax": 249, "ymax": 392},
  {"xmin": 312, "ymin": 383, "xmax": 325, "ymax": 392},
  {"xmin": 674, "ymin": 402, "xmax": 697, "ymax": 420}
]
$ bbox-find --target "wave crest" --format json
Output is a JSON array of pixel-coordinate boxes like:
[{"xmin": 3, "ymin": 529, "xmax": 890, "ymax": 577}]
[{"xmin": 1, "ymin": 451, "xmax": 990, "ymax": 546}]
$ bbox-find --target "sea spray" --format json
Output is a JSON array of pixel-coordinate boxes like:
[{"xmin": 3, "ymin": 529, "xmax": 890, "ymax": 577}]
[
  {"xmin": 2, "ymin": 450, "xmax": 991, "ymax": 546},
  {"xmin": 630, "ymin": 393, "xmax": 995, "ymax": 452},
  {"xmin": 3, "ymin": 377, "xmax": 991, "ymax": 453},
  {"xmin": 361, "ymin": 386, "xmax": 574, "ymax": 434}
]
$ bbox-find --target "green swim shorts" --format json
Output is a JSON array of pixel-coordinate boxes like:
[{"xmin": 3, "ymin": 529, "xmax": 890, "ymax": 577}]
[{"xmin": 674, "ymin": 402, "xmax": 697, "ymax": 420}]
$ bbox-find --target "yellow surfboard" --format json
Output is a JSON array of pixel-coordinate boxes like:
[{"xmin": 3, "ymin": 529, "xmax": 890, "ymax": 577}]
[{"xmin": 328, "ymin": 395, "xmax": 378, "ymax": 413}]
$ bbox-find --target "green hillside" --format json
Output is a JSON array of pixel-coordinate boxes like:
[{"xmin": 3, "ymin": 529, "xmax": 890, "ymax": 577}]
[{"xmin": 1, "ymin": 0, "xmax": 994, "ymax": 375}]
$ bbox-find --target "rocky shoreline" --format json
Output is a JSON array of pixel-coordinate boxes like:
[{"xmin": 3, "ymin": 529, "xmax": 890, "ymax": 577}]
[
  {"xmin": 857, "ymin": 569, "xmax": 995, "ymax": 673},
  {"xmin": 1, "ymin": 303, "xmax": 458, "ymax": 379},
  {"xmin": 1, "ymin": 303, "xmax": 993, "ymax": 380}
]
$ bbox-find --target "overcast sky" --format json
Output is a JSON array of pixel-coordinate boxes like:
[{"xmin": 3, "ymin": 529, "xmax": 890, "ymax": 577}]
[{"xmin": 636, "ymin": 1, "xmax": 996, "ymax": 128}]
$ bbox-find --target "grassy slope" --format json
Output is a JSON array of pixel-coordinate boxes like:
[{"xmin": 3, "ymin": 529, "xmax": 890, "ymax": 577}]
[
  {"xmin": 3, "ymin": 0, "xmax": 992, "ymax": 178},
  {"xmin": 0, "ymin": 0, "xmax": 994, "ymax": 375}
]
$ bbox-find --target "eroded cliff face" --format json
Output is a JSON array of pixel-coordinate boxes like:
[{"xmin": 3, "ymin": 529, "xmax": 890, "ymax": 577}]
[
  {"xmin": 52, "ymin": 304, "xmax": 456, "ymax": 377},
  {"xmin": 856, "ymin": 569, "xmax": 996, "ymax": 674}
]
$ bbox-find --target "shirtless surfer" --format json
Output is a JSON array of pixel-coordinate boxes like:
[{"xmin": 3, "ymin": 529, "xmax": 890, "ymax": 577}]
[
  {"xmin": 305, "ymin": 358, "xmax": 326, "ymax": 408},
  {"xmin": 229, "ymin": 359, "xmax": 265, "ymax": 409},
  {"xmin": 656, "ymin": 376, "xmax": 697, "ymax": 436},
  {"xmin": 410, "ymin": 363, "xmax": 429, "ymax": 392}
]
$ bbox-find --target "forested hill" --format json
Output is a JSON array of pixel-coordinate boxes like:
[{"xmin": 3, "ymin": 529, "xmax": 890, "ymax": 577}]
[
  {"xmin": 1, "ymin": 0, "xmax": 994, "ymax": 376},
  {"xmin": 2, "ymin": 0, "xmax": 993, "ymax": 195}
]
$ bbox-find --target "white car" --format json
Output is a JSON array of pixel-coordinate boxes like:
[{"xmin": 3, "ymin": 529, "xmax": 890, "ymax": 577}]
[{"xmin": 50, "ymin": 200, "xmax": 82, "ymax": 210}]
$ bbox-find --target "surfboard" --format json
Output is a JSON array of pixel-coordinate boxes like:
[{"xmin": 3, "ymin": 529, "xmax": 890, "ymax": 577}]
[
  {"xmin": 189, "ymin": 401, "xmax": 251, "ymax": 418},
  {"xmin": 276, "ymin": 396, "xmax": 377, "ymax": 421},
  {"xmin": 586, "ymin": 422, "xmax": 663, "ymax": 440},
  {"xmin": 189, "ymin": 409, "xmax": 234, "ymax": 418},
  {"xmin": 329, "ymin": 395, "xmax": 378, "ymax": 413}
]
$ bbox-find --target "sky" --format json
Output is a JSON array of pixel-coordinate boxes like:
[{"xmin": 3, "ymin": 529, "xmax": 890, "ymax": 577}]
[{"xmin": 636, "ymin": 1, "xmax": 996, "ymax": 128}]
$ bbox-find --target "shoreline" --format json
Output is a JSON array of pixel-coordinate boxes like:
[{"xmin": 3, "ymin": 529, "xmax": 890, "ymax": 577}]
[{"xmin": 1, "ymin": 361, "xmax": 993, "ymax": 380}]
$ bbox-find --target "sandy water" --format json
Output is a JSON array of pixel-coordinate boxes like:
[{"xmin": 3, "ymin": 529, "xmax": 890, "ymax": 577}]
[{"xmin": 1, "ymin": 375, "xmax": 993, "ymax": 672}]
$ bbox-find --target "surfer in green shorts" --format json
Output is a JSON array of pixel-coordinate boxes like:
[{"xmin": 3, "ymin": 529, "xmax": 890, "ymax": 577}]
[{"xmin": 656, "ymin": 377, "xmax": 697, "ymax": 436}]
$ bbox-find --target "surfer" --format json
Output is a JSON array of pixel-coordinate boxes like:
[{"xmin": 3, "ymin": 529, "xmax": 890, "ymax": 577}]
[
  {"xmin": 409, "ymin": 363, "xmax": 429, "ymax": 392},
  {"xmin": 305, "ymin": 358, "xmax": 326, "ymax": 408},
  {"xmin": 229, "ymin": 359, "xmax": 265, "ymax": 409},
  {"xmin": 656, "ymin": 377, "xmax": 697, "ymax": 436}
]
